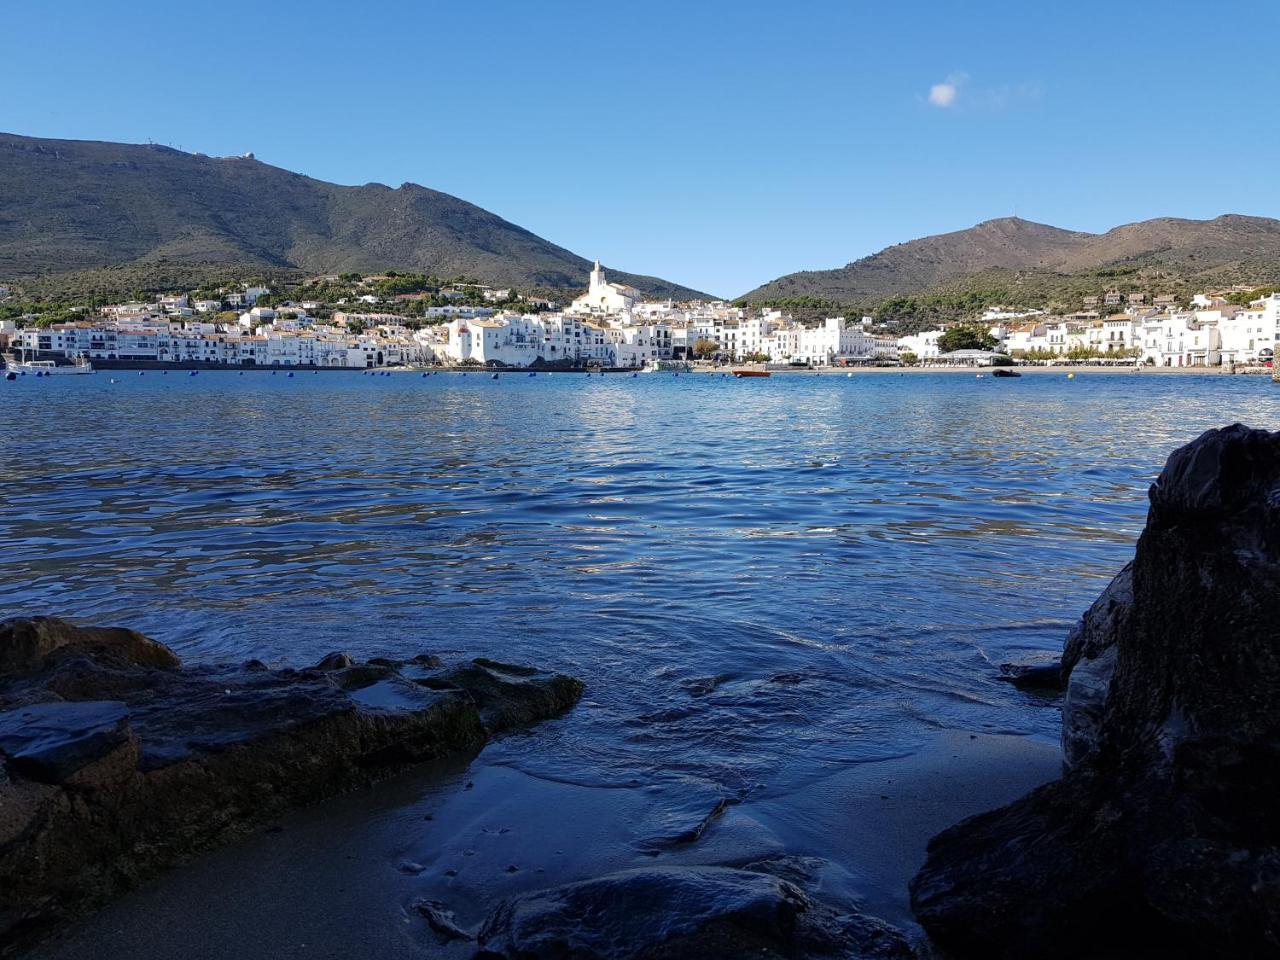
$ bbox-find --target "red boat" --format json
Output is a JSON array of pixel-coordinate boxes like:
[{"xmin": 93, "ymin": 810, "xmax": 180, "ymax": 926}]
[{"xmin": 731, "ymin": 369, "xmax": 771, "ymax": 378}]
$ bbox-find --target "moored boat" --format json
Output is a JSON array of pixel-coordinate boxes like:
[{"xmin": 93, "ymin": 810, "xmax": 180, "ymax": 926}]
[
  {"xmin": 642, "ymin": 359, "xmax": 692, "ymax": 374},
  {"xmin": 4, "ymin": 356, "xmax": 95, "ymax": 375},
  {"xmin": 731, "ymin": 369, "xmax": 771, "ymax": 378}
]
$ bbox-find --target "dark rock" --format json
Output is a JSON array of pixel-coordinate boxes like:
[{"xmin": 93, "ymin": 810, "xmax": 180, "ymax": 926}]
[
  {"xmin": 638, "ymin": 796, "xmax": 737, "ymax": 851},
  {"xmin": 311, "ymin": 651, "xmax": 355, "ymax": 671},
  {"xmin": 996, "ymin": 659, "xmax": 1064, "ymax": 692},
  {"xmin": 911, "ymin": 425, "xmax": 1280, "ymax": 959},
  {"xmin": 476, "ymin": 866, "xmax": 914, "ymax": 960},
  {"xmin": 0, "ymin": 623, "xmax": 583, "ymax": 954},
  {"xmin": 0, "ymin": 700, "xmax": 131, "ymax": 784},
  {"xmin": 429, "ymin": 659, "xmax": 585, "ymax": 733},
  {"xmin": 0, "ymin": 616, "xmax": 180, "ymax": 676},
  {"xmin": 1061, "ymin": 562, "xmax": 1133, "ymax": 676},
  {"xmin": 1061, "ymin": 645, "xmax": 1116, "ymax": 769},
  {"xmin": 414, "ymin": 899, "xmax": 475, "ymax": 943}
]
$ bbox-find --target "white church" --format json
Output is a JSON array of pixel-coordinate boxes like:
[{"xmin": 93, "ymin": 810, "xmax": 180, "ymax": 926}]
[{"xmin": 568, "ymin": 261, "xmax": 640, "ymax": 316}]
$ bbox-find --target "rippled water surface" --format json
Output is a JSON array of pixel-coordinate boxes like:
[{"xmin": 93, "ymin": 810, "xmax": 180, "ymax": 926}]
[{"xmin": 3, "ymin": 371, "xmax": 1277, "ymax": 801}]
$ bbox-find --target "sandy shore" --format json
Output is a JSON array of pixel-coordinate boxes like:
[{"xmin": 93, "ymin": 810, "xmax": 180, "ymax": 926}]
[{"xmin": 27, "ymin": 730, "xmax": 1059, "ymax": 959}]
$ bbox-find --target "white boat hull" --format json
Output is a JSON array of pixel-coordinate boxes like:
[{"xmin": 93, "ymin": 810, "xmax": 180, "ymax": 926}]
[{"xmin": 6, "ymin": 359, "xmax": 95, "ymax": 375}]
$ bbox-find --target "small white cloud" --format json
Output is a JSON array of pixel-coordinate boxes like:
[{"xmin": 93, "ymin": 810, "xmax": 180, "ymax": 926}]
[
  {"xmin": 928, "ymin": 82, "xmax": 958, "ymax": 108},
  {"xmin": 925, "ymin": 73, "xmax": 1039, "ymax": 112}
]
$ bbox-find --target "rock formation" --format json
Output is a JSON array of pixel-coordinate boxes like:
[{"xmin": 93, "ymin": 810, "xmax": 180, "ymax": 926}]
[
  {"xmin": 910, "ymin": 424, "xmax": 1280, "ymax": 958},
  {"xmin": 472, "ymin": 866, "xmax": 916, "ymax": 960},
  {"xmin": 0, "ymin": 616, "xmax": 582, "ymax": 954}
]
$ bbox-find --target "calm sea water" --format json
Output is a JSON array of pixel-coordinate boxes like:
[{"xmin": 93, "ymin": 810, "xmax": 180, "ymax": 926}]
[{"xmin": 3, "ymin": 370, "xmax": 1277, "ymax": 802}]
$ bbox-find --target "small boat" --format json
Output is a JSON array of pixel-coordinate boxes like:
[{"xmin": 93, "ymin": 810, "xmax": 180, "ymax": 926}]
[
  {"xmin": 5, "ymin": 356, "xmax": 94, "ymax": 376},
  {"xmin": 642, "ymin": 359, "xmax": 691, "ymax": 374},
  {"xmin": 731, "ymin": 369, "xmax": 771, "ymax": 378},
  {"xmin": 991, "ymin": 368, "xmax": 1022, "ymax": 378}
]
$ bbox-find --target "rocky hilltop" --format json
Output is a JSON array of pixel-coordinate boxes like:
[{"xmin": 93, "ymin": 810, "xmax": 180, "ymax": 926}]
[
  {"xmin": 911, "ymin": 424, "xmax": 1280, "ymax": 958},
  {"xmin": 0, "ymin": 132, "xmax": 709, "ymax": 299},
  {"xmin": 741, "ymin": 214, "xmax": 1280, "ymax": 306}
]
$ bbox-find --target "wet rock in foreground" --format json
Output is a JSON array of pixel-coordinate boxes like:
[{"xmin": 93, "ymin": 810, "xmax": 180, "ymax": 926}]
[
  {"xmin": 910, "ymin": 425, "xmax": 1280, "ymax": 959},
  {"xmin": 474, "ymin": 866, "xmax": 915, "ymax": 960},
  {"xmin": 0, "ymin": 616, "xmax": 582, "ymax": 954}
]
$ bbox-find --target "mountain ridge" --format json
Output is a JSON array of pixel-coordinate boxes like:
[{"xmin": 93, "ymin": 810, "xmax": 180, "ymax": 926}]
[
  {"xmin": 0, "ymin": 132, "xmax": 711, "ymax": 299},
  {"xmin": 741, "ymin": 214, "xmax": 1280, "ymax": 304}
]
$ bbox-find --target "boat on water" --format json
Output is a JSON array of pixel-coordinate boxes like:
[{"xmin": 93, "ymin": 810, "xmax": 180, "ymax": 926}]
[
  {"xmin": 991, "ymin": 368, "xmax": 1022, "ymax": 378},
  {"xmin": 642, "ymin": 359, "xmax": 692, "ymax": 374},
  {"xmin": 4, "ymin": 356, "xmax": 95, "ymax": 375},
  {"xmin": 731, "ymin": 369, "xmax": 771, "ymax": 378}
]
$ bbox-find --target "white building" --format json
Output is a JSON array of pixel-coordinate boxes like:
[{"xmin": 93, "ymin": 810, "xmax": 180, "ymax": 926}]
[
  {"xmin": 897, "ymin": 329, "xmax": 944, "ymax": 360},
  {"xmin": 1140, "ymin": 312, "xmax": 1220, "ymax": 367},
  {"xmin": 568, "ymin": 261, "xmax": 639, "ymax": 317}
]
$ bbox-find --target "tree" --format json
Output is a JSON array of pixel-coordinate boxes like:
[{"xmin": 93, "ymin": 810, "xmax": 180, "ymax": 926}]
[
  {"xmin": 937, "ymin": 324, "xmax": 997, "ymax": 353},
  {"xmin": 899, "ymin": 351, "xmax": 918, "ymax": 366},
  {"xmin": 692, "ymin": 338, "xmax": 719, "ymax": 359}
]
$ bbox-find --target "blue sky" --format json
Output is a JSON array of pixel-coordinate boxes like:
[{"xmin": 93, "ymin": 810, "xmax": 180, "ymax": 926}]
[{"xmin": 4, "ymin": 0, "xmax": 1278, "ymax": 296}]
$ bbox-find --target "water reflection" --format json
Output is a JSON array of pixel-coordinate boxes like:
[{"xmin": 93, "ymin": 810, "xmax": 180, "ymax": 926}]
[{"xmin": 2, "ymin": 371, "xmax": 1277, "ymax": 797}]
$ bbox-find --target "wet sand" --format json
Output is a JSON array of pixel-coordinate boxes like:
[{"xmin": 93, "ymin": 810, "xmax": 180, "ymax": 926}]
[{"xmin": 27, "ymin": 730, "xmax": 1059, "ymax": 959}]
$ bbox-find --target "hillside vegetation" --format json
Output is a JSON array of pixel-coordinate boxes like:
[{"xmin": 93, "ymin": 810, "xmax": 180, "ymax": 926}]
[
  {"xmin": 0, "ymin": 133, "xmax": 709, "ymax": 300},
  {"xmin": 742, "ymin": 215, "xmax": 1280, "ymax": 331}
]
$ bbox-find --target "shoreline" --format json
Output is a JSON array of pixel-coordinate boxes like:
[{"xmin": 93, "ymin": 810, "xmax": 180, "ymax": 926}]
[
  {"xmin": 693, "ymin": 363, "xmax": 1269, "ymax": 377},
  {"xmin": 26, "ymin": 729, "xmax": 1060, "ymax": 959}
]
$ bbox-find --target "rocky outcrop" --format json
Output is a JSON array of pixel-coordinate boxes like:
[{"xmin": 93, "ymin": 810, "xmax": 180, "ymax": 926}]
[
  {"xmin": 0, "ymin": 616, "xmax": 180, "ymax": 674},
  {"xmin": 0, "ymin": 616, "xmax": 582, "ymax": 954},
  {"xmin": 910, "ymin": 425, "xmax": 1280, "ymax": 958},
  {"xmin": 471, "ymin": 867, "xmax": 915, "ymax": 960},
  {"xmin": 1057, "ymin": 562, "xmax": 1133, "ymax": 768}
]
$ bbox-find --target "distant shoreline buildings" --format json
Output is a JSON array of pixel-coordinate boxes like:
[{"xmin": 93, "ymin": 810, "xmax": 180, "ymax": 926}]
[
  {"xmin": 901, "ymin": 293, "xmax": 1280, "ymax": 368},
  {"xmin": 0, "ymin": 263, "xmax": 897, "ymax": 371},
  {"xmin": 1, "ymin": 267, "xmax": 1277, "ymax": 371}
]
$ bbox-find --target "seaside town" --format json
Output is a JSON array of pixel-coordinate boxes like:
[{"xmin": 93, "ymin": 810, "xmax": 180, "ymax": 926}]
[{"xmin": 2, "ymin": 264, "xmax": 1278, "ymax": 374}]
